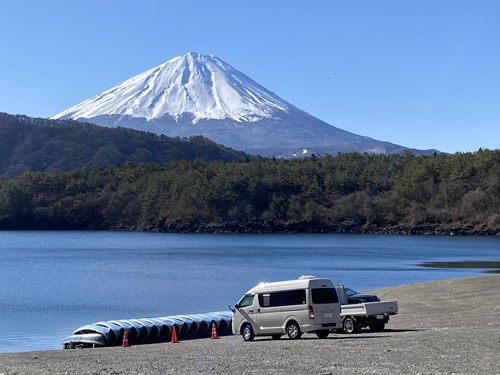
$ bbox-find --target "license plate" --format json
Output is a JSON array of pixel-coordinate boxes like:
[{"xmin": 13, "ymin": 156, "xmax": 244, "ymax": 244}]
[
  {"xmin": 324, "ymin": 312, "xmax": 333, "ymax": 318},
  {"xmin": 376, "ymin": 314, "xmax": 384, "ymax": 319}
]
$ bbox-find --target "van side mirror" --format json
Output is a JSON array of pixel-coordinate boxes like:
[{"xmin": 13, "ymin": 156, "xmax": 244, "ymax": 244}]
[{"xmin": 229, "ymin": 304, "xmax": 237, "ymax": 312}]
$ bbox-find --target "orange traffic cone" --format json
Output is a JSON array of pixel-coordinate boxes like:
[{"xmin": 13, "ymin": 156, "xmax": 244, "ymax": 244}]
[
  {"xmin": 171, "ymin": 325, "xmax": 179, "ymax": 343},
  {"xmin": 122, "ymin": 330, "xmax": 129, "ymax": 347},
  {"xmin": 211, "ymin": 321, "xmax": 219, "ymax": 339}
]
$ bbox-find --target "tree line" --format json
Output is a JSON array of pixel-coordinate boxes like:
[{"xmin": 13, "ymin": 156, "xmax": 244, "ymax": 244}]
[{"xmin": 1, "ymin": 149, "xmax": 499, "ymax": 234}]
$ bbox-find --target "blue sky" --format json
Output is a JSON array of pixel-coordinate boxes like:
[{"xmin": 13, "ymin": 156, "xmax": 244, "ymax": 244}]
[{"xmin": 1, "ymin": 1, "xmax": 499, "ymax": 154}]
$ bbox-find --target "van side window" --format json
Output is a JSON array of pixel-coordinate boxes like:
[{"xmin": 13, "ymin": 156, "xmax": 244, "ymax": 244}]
[
  {"xmin": 258, "ymin": 289, "xmax": 306, "ymax": 307},
  {"xmin": 239, "ymin": 294, "xmax": 254, "ymax": 308},
  {"xmin": 312, "ymin": 288, "xmax": 339, "ymax": 304}
]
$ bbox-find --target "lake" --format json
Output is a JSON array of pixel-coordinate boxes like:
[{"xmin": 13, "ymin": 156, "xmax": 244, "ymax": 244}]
[{"xmin": 1, "ymin": 231, "xmax": 499, "ymax": 353}]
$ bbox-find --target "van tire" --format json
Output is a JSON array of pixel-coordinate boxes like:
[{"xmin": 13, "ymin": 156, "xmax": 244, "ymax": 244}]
[
  {"xmin": 286, "ymin": 321, "xmax": 302, "ymax": 340},
  {"xmin": 241, "ymin": 324, "xmax": 255, "ymax": 341}
]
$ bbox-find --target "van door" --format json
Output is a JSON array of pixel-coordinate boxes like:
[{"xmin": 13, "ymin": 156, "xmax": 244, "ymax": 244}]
[
  {"xmin": 233, "ymin": 294, "xmax": 257, "ymax": 334},
  {"xmin": 254, "ymin": 293, "xmax": 283, "ymax": 334}
]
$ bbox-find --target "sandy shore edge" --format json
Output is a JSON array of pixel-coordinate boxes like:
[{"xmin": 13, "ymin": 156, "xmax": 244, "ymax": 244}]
[{"xmin": 1, "ymin": 275, "xmax": 499, "ymax": 375}]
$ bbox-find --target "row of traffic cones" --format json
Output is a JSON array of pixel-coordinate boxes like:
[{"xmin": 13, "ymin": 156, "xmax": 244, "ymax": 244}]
[
  {"xmin": 122, "ymin": 321, "xmax": 219, "ymax": 347},
  {"xmin": 171, "ymin": 321, "xmax": 219, "ymax": 343}
]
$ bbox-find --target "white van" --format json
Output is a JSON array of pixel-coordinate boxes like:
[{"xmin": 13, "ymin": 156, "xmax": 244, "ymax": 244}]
[{"xmin": 231, "ymin": 276, "xmax": 341, "ymax": 341}]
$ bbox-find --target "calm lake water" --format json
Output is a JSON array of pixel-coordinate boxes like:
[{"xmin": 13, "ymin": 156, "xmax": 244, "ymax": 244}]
[{"xmin": 1, "ymin": 231, "xmax": 499, "ymax": 353}]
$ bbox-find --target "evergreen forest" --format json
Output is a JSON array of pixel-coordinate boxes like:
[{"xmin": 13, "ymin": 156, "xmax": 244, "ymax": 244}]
[
  {"xmin": 1, "ymin": 150, "xmax": 499, "ymax": 234},
  {"xmin": 0, "ymin": 112, "xmax": 258, "ymax": 178}
]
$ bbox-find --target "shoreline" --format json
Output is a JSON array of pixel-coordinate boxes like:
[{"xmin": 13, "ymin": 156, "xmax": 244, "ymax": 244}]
[
  {"xmin": 1, "ymin": 274, "xmax": 499, "ymax": 374},
  {"xmin": 119, "ymin": 224, "xmax": 500, "ymax": 236},
  {"xmin": 3, "ymin": 224, "xmax": 500, "ymax": 236}
]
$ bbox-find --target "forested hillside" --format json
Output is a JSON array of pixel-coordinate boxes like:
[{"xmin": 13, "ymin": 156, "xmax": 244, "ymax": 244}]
[
  {"xmin": 1, "ymin": 150, "xmax": 499, "ymax": 234},
  {"xmin": 0, "ymin": 112, "xmax": 258, "ymax": 178}
]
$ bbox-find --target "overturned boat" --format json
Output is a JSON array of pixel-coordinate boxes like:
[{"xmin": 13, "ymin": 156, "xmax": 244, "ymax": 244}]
[{"xmin": 62, "ymin": 310, "xmax": 233, "ymax": 349}]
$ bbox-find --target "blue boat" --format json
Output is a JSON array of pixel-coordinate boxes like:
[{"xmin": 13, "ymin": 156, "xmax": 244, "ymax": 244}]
[{"xmin": 62, "ymin": 310, "xmax": 233, "ymax": 349}]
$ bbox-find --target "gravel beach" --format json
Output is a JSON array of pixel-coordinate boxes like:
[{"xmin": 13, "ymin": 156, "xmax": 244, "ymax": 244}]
[{"xmin": 1, "ymin": 274, "xmax": 499, "ymax": 375}]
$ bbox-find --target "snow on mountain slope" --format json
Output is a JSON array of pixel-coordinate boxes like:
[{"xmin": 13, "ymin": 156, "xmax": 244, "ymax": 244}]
[
  {"xmin": 52, "ymin": 52, "xmax": 439, "ymax": 157},
  {"xmin": 53, "ymin": 52, "xmax": 294, "ymax": 123}
]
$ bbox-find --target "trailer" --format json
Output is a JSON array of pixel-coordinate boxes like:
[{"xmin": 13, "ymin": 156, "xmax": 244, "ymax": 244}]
[{"xmin": 335, "ymin": 285, "xmax": 398, "ymax": 334}]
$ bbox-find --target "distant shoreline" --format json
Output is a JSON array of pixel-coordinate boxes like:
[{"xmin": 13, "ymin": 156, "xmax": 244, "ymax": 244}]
[
  {"xmin": 419, "ymin": 260, "xmax": 500, "ymax": 274},
  {"xmin": 93, "ymin": 223, "xmax": 500, "ymax": 236},
  {"xmin": 3, "ymin": 225, "xmax": 500, "ymax": 237}
]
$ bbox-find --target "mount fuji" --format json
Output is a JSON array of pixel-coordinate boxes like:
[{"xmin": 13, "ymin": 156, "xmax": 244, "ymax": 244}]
[{"xmin": 53, "ymin": 52, "xmax": 435, "ymax": 157}]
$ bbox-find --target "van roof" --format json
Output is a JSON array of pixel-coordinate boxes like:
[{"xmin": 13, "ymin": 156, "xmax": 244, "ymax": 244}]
[{"xmin": 247, "ymin": 277, "xmax": 333, "ymax": 294}]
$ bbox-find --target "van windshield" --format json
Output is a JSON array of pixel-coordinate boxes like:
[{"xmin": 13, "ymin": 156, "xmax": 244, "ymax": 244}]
[
  {"xmin": 238, "ymin": 294, "xmax": 254, "ymax": 308},
  {"xmin": 311, "ymin": 288, "xmax": 339, "ymax": 304}
]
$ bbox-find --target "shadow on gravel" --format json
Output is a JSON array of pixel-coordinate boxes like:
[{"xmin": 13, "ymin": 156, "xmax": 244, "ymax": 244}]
[
  {"xmin": 380, "ymin": 328, "xmax": 419, "ymax": 333},
  {"xmin": 332, "ymin": 335, "xmax": 391, "ymax": 340},
  {"xmin": 335, "ymin": 328, "xmax": 419, "ymax": 335},
  {"xmin": 250, "ymin": 329, "xmax": 419, "ymax": 342}
]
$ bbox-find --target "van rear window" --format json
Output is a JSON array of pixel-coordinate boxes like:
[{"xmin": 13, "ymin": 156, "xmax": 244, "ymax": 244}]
[{"xmin": 312, "ymin": 288, "xmax": 339, "ymax": 304}]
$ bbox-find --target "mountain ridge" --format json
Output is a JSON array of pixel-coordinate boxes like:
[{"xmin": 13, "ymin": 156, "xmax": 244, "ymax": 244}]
[
  {"xmin": 53, "ymin": 52, "xmax": 439, "ymax": 157},
  {"xmin": 0, "ymin": 112, "xmax": 258, "ymax": 178}
]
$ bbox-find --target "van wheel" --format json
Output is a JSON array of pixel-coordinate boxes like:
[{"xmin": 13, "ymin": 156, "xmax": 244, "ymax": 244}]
[
  {"xmin": 241, "ymin": 324, "xmax": 255, "ymax": 341},
  {"xmin": 286, "ymin": 321, "xmax": 302, "ymax": 340},
  {"xmin": 343, "ymin": 317, "xmax": 358, "ymax": 334},
  {"xmin": 271, "ymin": 335, "xmax": 282, "ymax": 340},
  {"xmin": 316, "ymin": 330, "xmax": 329, "ymax": 339}
]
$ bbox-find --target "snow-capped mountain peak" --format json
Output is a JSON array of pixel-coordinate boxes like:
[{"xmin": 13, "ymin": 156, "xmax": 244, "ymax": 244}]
[
  {"xmin": 53, "ymin": 52, "xmax": 293, "ymax": 123},
  {"xmin": 52, "ymin": 52, "xmax": 439, "ymax": 158}
]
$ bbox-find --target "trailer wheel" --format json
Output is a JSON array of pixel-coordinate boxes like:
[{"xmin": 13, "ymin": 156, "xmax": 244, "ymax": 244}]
[
  {"xmin": 343, "ymin": 317, "xmax": 358, "ymax": 334},
  {"xmin": 286, "ymin": 321, "xmax": 302, "ymax": 340},
  {"xmin": 241, "ymin": 323, "xmax": 255, "ymax": 341},
  {"xmin": 369, "ymin": 321, "xmax": 386, "ymax": 332}
]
